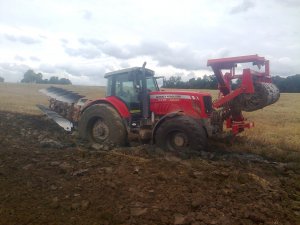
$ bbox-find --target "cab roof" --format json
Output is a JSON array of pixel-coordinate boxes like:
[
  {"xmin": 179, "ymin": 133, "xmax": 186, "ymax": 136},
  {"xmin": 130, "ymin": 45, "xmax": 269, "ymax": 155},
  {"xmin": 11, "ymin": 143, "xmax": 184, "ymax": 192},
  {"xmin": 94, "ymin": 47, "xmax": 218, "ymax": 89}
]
[{"xmin": 104, "ymin": 67, "xmax": 155, "ymax": 78}]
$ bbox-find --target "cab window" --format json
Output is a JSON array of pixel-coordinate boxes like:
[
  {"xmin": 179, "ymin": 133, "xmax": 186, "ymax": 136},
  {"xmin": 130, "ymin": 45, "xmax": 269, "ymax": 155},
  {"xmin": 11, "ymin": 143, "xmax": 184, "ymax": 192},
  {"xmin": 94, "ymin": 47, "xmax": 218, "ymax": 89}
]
[
  {"xmin": 115, "ymin": 74, "xmax": 140, "ymax": 110},
  {"xmin": 146, "ymin": 77, "xmax": 159, "ymax": 91}
]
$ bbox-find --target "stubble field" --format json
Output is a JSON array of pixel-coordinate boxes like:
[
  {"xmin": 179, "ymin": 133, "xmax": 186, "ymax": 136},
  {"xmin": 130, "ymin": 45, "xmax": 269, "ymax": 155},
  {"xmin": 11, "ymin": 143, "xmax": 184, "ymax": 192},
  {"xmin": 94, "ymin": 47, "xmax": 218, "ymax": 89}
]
[
  {"xmin": 1, "ymin": 83, "xmax": 299, "ymax": 163},
  {"xmin": 0, "ymin": 82, "xmax": 300, "ymax": 225}
]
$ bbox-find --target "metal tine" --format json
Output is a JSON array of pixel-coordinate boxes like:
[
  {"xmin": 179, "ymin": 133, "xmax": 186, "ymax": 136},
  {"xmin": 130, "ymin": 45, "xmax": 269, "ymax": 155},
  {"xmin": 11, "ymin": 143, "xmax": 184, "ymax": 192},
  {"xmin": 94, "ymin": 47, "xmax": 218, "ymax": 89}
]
[
  {"xmin": 39, "ymin": 88, "xmax": 49, "ymax": 95},
  {"xmin": 56, "ymin": 93, "xmax": 80, "ymax": 103},
  {"xmin": 63, "ymin": 93, "xmax": 84, "ymax": 103},
  {"xmin": 48, "ymin": 87, "xmax": 70, "ymax": 95},
  {"xmin": 55, "ymin": 89, "xmax": 81, "ymax": 98},
  {"xmin": 54, "ymin": 90, "xmax": 84, "ymax": 103},
  {"xmin": 51, "ymin": 90, "xmax": 73, "ymax": 99},
  {"xmin": 47, "ymin": 87, "xmax": 75, "ymax": 99},
  {"xmin": 40, "ymin": 86, "xmax": 84, "ymax": 103},
  {"xmin": 37, "ymin": 104, "xmax": 73, "ymax": 131},
  {"xmin": 41, "ymin": 87, "xmax": 69, "ymax": 99},
  {"xmin": 39, "ymin": 88, "xmax": 57, "ymax": 99}
]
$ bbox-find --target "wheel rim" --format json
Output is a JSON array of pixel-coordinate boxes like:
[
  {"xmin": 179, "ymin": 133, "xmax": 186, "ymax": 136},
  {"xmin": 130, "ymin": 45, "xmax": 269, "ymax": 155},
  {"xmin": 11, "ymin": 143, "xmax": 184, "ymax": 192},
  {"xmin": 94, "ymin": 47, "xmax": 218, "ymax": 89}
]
[
  {"xmin": 167, "ymin": 131, "xmax": 189, "ymax": 151},
  {"xmin": 91, "ymin": 119, "xmax": 109, "ymax": 142}
]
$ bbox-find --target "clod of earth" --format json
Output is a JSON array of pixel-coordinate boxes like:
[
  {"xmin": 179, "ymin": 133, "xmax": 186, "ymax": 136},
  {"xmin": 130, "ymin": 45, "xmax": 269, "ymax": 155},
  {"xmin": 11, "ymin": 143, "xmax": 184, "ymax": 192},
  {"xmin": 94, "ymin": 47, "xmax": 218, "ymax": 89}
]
[{"xmin": 0, "ymin": 111, "xmax": 299, "ymax": 225}]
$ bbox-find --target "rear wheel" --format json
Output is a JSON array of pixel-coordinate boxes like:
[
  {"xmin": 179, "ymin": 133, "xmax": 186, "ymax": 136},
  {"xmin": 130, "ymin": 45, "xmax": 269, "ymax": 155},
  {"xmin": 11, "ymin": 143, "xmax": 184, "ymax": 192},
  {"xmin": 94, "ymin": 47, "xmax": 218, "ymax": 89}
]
[
  {"xmin": 79, "ymin": 104, "xmax": 127, "ymax": 146},
  {"xmin": 155, "ymin": 116, "xmax": 207, "ymax": 152}
]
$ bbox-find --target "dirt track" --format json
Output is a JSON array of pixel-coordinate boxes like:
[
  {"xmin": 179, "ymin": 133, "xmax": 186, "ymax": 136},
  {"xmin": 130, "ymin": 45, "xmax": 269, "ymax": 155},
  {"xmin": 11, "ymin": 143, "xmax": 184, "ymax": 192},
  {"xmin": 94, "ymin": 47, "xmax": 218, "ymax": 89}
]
[{"xmin": 0, "ymin": 111, "xmax": 299, "ymax": 225}]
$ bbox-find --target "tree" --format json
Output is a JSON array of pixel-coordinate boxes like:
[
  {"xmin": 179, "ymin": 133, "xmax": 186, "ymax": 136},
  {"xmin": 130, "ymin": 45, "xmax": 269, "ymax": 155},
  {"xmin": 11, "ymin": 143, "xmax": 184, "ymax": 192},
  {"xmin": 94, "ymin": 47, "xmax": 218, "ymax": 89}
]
[
  {"xmin": 59, "ymin": 78, "xmax": 72, "ymax": 85},
  {"xmin": 21, "ymin": 69, "xmax": 72, "ymax": 85},
  {"xmin": 0, "ymin": 77, "xmax": 4, "ymax": 82},
  {"xmin": 164, "ymin": 74, "xmax": 218, "ymax": 89},
  {"xmin": 163, "ymin": 76, "xmax": 183, "ymax": 88},
  {"xmin": 49, "ymin": 76, "xmax": 60, "ymax": 84},
  {"xmin": 163, "ymin": 73, "xmax": 300, "ymax": 93},
  {"xmin": 273, "ymin": 74, "xmax": 300, "ymax": 93},
  {"xmin": 21, "ymin": 70, "xmax": 44, "ymax": 83},
  {"xmin": 21, "ymin": 69, "xmax": 41, "ymax": 83}
]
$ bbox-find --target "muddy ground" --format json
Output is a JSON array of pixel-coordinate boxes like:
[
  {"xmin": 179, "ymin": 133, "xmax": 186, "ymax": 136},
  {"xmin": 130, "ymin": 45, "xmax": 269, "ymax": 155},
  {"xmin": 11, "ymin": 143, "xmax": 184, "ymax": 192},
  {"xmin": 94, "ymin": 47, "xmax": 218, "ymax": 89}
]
[{"xmin": 0, "ymin": 111, "xmax": 299, "ymax": 225}]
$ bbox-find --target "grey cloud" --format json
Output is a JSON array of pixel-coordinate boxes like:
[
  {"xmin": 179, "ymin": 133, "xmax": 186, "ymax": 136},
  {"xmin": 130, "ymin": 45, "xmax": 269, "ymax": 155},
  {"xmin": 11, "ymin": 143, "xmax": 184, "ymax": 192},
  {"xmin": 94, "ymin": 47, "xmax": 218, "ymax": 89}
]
[
  {"xmin": 274, "ymin": 0, "xmax": 300, "ymax": 7},
  {"xmin": 61, "ymin": 38, "xmax": 69, "ymax": 45},
  {"xmin": 66, "ymin": 38, "xmax": 230, "ymax": 70},
  {"xmin": 58, "ymin": 64, "xmax": 105, "ymax": 77},
  {"xmin": 81, "ymin": 10, "xmax": 93, "ymax": 20},
  {"xmin": 130, "ymin": 40, "xmax": 171, "ymax": 56},
  {"xmin": 39, "ymin": 63, "xmax": 107, "ymax": 85},
  {"xmin": 39, "ymin": 35, "xmax": 47, "ymax": 39},
  {"xmin": 39, "ymin": 64, "xmax": 57, "ymax": 73},
  {"xmin": 3, "ymin": 34, "xmax": 41, "ymax": 44},
  {"xmin": 4, "ymin": 34, "xmax": 17, "ymax": 42},
  {"xmin": 19, "ymin": 36, "xmax": 40, "ymax": 44},
  {"xmin": 230, "ymin": 0, "xmax": 255, "ymax": 14},
  {"xmin": 64, "ymin": 41, "xmax": 131, "ymax": 60},
  {"xmin": 102, "ymin": 43, "xmax": 132, "ymax": 59},
  {"xmin": 57, "ymin": 63, "xmax": 107, "ymax": 85},
  {"xmin": 40, "ymin": 63, "xmax": 106, "ymax": 79},
  {"xmin": 14, "ymin": 55, "xmax": 25, "ymax": 61},
  {"xmin": 0, "ymin": 63, "xmax": 29, "ymax": 82},
  {"xmin": 64, "ymin": 46, "xmax": 102, "ymax": 59},
  {"xmin": 0, "ymin": 60, "xmax": 106, "ymax": 85},
  {"xmin": 127, "ymin": 41, "xmax": 230, "ymax": 70},
  {"xmin": 78, "ymin": 38, "xmax": 132, "ymax": 59},
  {"xmin": 78, "ymin": 38, "xmax": 105, "ymax": 47},
  {"xmin": 119, "ymin": 61, "xmax": 130, "ymax": 69},
  {"xmin": 271, "ymin": 57, "xmax": 300, "ymax": 76},
  {"xmin": 30, "ymin": 56, "xmax": 40, "ymax": 62}
]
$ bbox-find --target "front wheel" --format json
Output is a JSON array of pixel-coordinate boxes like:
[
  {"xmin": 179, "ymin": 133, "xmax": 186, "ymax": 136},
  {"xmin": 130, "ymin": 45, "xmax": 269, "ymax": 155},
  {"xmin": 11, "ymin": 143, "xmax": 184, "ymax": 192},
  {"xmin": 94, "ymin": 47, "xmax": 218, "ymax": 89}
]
[
  {"xmin": 155, "ymin": 116, "xmax": 207, "ymax": 152},
  {"xmin": 79, "ymin": 104, "xmax": 127, "ymax": 146}
]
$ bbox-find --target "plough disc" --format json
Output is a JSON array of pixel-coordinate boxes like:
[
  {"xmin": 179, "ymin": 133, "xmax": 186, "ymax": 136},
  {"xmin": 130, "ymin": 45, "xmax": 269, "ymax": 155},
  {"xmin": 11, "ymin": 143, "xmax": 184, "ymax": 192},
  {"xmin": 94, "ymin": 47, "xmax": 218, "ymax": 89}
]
[
  {"xmin": 37, "ymin": 104, "xmax": 73, "ymax": 131},
  {"xmin": 39, "ymin": 86, "xmax": 85, "ymax": 104}
]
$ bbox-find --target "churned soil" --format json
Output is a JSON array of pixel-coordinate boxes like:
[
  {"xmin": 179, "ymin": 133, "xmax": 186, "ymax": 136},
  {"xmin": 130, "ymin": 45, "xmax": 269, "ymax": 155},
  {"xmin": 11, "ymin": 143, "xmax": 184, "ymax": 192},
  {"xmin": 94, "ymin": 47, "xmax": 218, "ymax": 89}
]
[{"xmin": 0, "ymin": 111, "xmax": 299, "ymax": 225}]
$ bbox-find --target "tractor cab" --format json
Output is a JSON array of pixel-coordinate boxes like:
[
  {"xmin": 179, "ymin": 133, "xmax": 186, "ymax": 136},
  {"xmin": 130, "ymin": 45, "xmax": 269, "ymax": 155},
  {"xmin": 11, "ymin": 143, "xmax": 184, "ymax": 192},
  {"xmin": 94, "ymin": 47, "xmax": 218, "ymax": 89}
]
[{"xmin": 104, "ymin": 66, "xmax": 159, "ymax": 120}]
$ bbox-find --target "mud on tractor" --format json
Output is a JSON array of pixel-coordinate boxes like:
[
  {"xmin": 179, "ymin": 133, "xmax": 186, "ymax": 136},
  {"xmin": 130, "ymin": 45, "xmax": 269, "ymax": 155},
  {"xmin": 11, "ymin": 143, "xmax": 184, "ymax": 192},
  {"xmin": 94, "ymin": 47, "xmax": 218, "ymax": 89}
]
[{"xmin": 38, "ymin": 55, "xmax": 280, "ymax": 151}]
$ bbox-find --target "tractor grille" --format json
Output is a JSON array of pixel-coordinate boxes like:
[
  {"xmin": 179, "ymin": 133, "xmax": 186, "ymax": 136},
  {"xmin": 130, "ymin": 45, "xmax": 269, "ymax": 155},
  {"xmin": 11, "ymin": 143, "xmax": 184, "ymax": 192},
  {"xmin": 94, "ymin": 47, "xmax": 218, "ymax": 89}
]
[{"xmin": 203, "ymin": 96, "xmax": 213, "ymax": 114}]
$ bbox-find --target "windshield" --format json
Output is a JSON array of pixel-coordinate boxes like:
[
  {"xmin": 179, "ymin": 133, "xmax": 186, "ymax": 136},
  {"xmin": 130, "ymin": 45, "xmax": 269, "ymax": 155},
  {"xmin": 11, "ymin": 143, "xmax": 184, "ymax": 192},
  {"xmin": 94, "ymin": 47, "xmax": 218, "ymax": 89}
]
[{"xmin": 146, "ymin": 76, "xmax": 159, "ymax": 91}]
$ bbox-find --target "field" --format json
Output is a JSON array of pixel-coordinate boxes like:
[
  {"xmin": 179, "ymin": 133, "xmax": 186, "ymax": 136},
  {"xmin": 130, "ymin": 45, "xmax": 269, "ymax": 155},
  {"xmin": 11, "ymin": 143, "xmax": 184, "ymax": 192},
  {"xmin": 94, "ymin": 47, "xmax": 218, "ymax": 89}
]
[
  {"xmin": 1, "ymin": 83, "xmax": 299, "ymax": 162},
  {"xmin": 0, "ymin": 83, "xmax": 300, "ymax": 225}
]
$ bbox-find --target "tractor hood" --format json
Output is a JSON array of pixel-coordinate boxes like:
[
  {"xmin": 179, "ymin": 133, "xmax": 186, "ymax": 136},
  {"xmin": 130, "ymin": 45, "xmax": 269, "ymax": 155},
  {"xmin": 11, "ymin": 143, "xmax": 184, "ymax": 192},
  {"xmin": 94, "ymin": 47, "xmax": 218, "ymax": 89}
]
[{"xmin": 149, "ymin": 91, "xmax": 212, "ymax": 118}]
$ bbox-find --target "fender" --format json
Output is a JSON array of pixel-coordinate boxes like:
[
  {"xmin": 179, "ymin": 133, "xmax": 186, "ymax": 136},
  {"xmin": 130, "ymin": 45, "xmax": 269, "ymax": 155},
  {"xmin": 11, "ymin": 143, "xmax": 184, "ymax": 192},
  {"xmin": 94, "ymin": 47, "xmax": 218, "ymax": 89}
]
[
  {"xmin": 81, "ymin": 96, "xmax": 130, "ymax": 118},
  {"xmin": 151, "ymin": 111, "xmax": 184, "ymax": 143}
]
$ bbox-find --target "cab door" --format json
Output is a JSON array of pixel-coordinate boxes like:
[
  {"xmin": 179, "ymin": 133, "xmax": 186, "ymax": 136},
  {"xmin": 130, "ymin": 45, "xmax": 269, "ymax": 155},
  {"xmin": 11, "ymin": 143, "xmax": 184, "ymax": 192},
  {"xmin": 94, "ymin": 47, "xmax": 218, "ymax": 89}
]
[{"xmin": 114, "ymin": 73, "xmax": 141, "ymax": 114}]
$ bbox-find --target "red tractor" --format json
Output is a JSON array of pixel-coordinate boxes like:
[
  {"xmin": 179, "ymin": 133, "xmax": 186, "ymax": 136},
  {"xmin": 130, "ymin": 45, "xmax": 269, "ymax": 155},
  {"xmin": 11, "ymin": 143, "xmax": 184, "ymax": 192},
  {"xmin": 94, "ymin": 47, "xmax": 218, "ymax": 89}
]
[{"xmin": 38, "ymin": 55, "xmax": 280, "ymax": 152}]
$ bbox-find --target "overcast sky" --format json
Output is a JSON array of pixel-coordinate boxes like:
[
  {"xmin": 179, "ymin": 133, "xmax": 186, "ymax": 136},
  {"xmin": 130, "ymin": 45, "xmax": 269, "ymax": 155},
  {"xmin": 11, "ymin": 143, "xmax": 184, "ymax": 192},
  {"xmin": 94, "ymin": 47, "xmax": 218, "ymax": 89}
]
[{"xmin": 0, "ymin": 0, "xmax": 299, "ymax": 85}]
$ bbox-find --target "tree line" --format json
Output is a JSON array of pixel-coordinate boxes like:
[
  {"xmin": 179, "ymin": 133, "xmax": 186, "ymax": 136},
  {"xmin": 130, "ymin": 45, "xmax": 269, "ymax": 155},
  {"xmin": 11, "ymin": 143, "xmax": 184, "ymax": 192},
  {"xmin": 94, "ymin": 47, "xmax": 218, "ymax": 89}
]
[
  {"xmin": 21, "ymin": 69, "xmax": 72, "ymax": 85},
  {"xmin": 272, "ymin": 75, "xmax": 300, "ymax": 93},
  {"xmin": 163, "ymin": 74, "xmax": 300, "ymax": 93}
]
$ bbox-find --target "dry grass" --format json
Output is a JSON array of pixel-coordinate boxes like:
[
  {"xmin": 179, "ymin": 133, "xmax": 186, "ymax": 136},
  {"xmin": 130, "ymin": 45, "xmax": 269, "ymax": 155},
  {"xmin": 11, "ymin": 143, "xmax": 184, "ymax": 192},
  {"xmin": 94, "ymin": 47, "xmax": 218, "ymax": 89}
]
[
  {"xmin": 1, "ymin": 83, "xmax": 299, "ymax": 162},
  {"xmin": 236, "ymin": 93, "xmax": 300, "ymax": 162},
  {"xmin": 0, "ymin": 83, "xmax": 105, "ymax": 115}
]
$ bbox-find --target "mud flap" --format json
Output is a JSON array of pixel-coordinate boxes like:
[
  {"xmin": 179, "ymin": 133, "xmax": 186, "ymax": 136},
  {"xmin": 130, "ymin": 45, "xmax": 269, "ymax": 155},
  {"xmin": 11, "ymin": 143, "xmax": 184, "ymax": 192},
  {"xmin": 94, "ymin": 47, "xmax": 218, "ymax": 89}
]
[{"xmin": 37, "ymin": 104, "xmax": 73, "ymax": 131}]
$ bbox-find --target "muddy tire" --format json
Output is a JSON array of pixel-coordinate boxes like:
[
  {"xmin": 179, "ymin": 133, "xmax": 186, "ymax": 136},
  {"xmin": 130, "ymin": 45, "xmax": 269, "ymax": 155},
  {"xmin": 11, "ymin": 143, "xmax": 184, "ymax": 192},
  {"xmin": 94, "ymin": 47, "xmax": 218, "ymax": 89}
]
[
  {"xmin": 79, "ymin": 104, "xmax": 127, "ymax": 146},
  {"xmin": 155, "ymin": 116, "xmax": 207, "ymax": 152}
]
